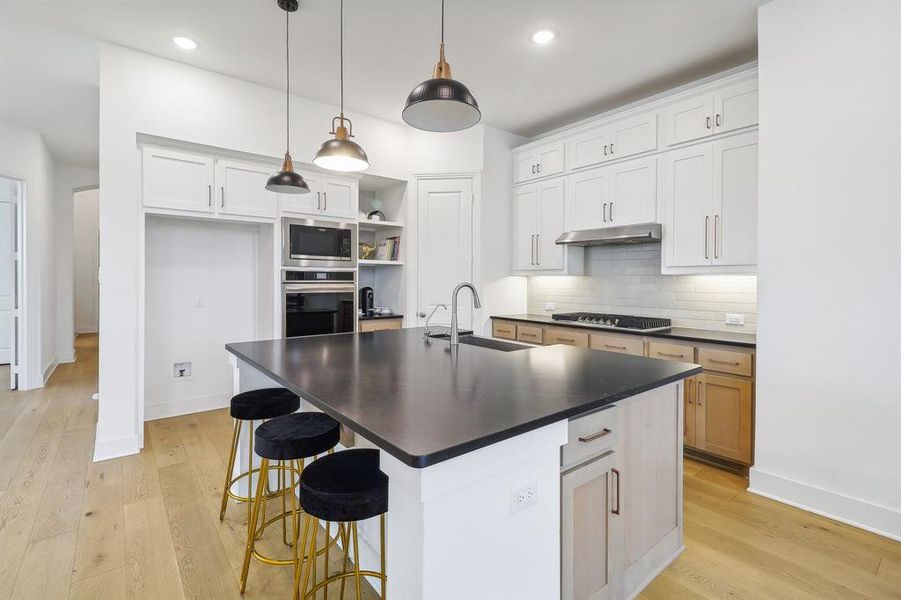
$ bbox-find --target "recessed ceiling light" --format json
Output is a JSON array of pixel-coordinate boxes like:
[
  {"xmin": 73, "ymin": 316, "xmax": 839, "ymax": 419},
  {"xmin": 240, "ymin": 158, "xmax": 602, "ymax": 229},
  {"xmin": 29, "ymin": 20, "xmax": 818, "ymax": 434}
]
[
  {"xmin": 172, "ymin": 36, "xmax": 198, "ymax": 51},
  {"xmin": 531, "ymin": 29, "xmax": 556, "ymax": 46}
]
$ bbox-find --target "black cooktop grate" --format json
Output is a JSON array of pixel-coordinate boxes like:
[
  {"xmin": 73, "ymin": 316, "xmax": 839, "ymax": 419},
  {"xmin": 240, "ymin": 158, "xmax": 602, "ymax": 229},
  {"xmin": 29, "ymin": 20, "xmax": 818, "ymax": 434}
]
[{"xmin": 551, "ymin": 312, "xmax": 672, "ymax": 330}]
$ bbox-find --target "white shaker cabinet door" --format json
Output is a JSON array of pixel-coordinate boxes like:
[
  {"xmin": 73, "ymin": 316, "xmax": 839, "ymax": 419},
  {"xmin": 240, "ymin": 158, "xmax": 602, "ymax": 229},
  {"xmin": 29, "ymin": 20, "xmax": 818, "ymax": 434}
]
[
  {"xmin": 142, "ymin": 147, "xmax": 214, "ymax": 213},
  {"xmin": 319, "ymin": 177, "xmax": 357, "ymax": 220},
  {"xmin": 569, "ymin": 167, "xmax": 610, "ymax": 231},
  {"xmin": 713, "ymin": 132, "xmax": 758, "ymax": 266},
  {"xmin": 215, "ymin": 159, "xmax": 278, "ymax": 218},
  {"xmin": 714, "ymin": 79, "xmax": 758, "ymax": 135},
  {"xmin": 280, "ymin": 171, "xmax": 321, "ymax": 215},
  {"xmin": 571, "ymin": 126, "xmax": 611, "ymax": 171},
  {"xmin": 536, "ymin": 179, "xmax": 565, "ymax": 271},
  {"xmin": 512, "ymin": 185, "xmax": 539, "ymax": 271},
  {"xmin": 665, "ymin": 93, "xmax": 714, "ymax": 146},
  {"xmin": 608, "ymin": 157, "xmax": 657, "ymax": 227},
  {"xmin": 663, "ymin": 145, "xmax": 713, "ymax": 267},
  {"xmin": 608, "ymin": 113, "xmax": 658, "ymax": 161}
]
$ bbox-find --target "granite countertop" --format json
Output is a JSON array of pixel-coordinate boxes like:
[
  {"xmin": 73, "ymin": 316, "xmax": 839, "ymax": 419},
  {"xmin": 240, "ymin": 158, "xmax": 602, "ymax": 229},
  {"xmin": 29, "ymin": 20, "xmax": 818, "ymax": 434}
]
[
  {"xmin": 359, "ymin": 313, "xmax": 403, "ymax": 321},
  {"xmin": 492, "ymin": 314, "xmax": 756, "ymax": 348},
  {"xmin": 226, "ymin": 328, "xmax": 701, "ymax": 468}
]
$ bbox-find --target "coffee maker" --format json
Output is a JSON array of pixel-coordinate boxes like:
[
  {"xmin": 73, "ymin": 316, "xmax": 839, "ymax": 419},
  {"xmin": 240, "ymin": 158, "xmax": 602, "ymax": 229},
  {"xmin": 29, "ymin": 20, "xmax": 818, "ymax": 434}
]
[{"xmin": 359, "ymin": 286, "xmax": 374, "ymax": 315}]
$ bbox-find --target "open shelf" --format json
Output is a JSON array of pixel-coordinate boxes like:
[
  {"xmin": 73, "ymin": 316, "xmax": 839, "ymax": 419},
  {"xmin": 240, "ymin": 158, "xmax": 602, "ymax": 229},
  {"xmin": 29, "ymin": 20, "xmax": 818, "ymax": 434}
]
[
  {"xmin": 358, "ymin": 219, "xmax": 404, "ymax": 230},
  {"xmin": 359, "ymin": 259, "xmax": 404, "ymax": 266}
]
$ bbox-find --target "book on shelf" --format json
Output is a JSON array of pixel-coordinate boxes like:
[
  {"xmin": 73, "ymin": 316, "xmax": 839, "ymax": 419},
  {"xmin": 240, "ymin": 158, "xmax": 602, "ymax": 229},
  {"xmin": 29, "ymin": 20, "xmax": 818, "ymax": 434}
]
[{"xmin": 374, "ymin": 236, "xmax": 401, "ymax": 262}]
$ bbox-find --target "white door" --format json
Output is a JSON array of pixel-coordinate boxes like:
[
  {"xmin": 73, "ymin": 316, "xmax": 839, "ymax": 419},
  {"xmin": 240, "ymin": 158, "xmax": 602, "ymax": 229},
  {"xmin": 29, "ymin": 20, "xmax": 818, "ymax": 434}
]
[
  {"xmin": 714, "ymin": 79, "xmax": 758, "ymax": 134},
  {"xmin": 215, "ymin": 159, "xmax": 278, "ymax": 218},
  {"xmin": 536, "ymin": 180, "xmax": 565, "ymax": 271},
  {"xmin": 0, "ymin": 183, "xmax": 15, "ymax": 365},
  {"xmin": 512, "ymin": 186, "xmax": 538, "ymax": 271},
  {"xmin": 320, "ymin": 177, "xmax": 358, "ymax": 220},
  {"xmin": 279, "ymin": 171, "xmax": 321, "ymax": 215},
  {"xmin": 608, "ymin": 113, "xmax": 658, "ymax": 160},
  {"xmin": 665, "ymin": 93, "xmax": 714, "ymax": 146},
  {"xmin": 141, "ymin": 147, "xmax": 214, "ymax": 213},
  {"xmin": 664, "ymin": 145, "xmax": 713, "ymax": 267},
  {"xmin": 417, "ymin": 178, "xmax": 474, "ymax": 328},
  {"xmin": 608, "ymin": 157, "xmax": 657, "ymax": 227},
  {"xmin": 713, "ymin": 132, "xmax": 758, "ymax": 266},
  {"xmin": 569, "ymin": 168, "xmax": 610, "ymax": 231}
]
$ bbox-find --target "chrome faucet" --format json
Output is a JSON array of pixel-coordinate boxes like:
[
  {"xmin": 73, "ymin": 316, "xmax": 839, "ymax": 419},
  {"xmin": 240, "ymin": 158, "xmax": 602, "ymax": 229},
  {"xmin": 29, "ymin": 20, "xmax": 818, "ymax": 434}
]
[
  {"xmin": 450, "ymin": 282, "xmax": 482, "ymax": 345},
  {"xmin": 421, "ymin": 304, "xmax": 448, "ymax": 339}
]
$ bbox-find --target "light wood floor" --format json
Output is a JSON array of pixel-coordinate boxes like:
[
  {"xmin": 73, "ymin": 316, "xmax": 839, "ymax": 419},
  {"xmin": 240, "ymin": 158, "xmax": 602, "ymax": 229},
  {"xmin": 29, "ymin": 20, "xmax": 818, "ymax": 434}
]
[{"xmin": 0, "ymin": 334, "xmax": 898, "ymax": 600}]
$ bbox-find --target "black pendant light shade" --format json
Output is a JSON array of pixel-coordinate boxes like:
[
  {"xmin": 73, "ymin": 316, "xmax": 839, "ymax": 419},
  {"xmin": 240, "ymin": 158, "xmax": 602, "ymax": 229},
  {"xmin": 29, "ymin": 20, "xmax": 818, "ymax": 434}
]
[
  {"xmin": 402, "ymin": 0, "xmax": 480, "ymax": 132},
  {"xmin": 267, "ymin": 0, "xmax": 309, "ymax": 194},
  {"xmin": 402, "ymin": 77, "xmax": 480, "ymax": 133}
]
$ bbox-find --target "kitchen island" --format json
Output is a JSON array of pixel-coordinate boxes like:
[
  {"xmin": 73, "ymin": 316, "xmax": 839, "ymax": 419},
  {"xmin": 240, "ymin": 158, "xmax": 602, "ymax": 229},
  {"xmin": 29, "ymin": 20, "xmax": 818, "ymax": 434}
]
[{"xmin": 226, "ymin": 328, "xmax": 701, "ymax": 600}]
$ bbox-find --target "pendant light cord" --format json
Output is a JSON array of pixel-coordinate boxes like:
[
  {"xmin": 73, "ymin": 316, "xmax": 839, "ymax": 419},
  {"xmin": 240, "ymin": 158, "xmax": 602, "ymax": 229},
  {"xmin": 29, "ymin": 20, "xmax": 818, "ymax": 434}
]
[
  {"xmin": 339, "ymin": 0, "xmax": 344, "ymax": 117},
  {"xmin": 440, "ymin": 0, "xmax": 445, "ymax": 44},
  {"xmin": 285, "ymin": 9, "xmax": 290, "ymax": 151}
]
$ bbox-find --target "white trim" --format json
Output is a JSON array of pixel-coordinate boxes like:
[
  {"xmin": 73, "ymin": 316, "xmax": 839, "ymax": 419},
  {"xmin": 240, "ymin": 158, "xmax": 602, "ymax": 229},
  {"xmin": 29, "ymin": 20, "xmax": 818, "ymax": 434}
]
[
  {"xmin": 749, "ymin": 467, "xmax": 901, "ymax": 541},
  {"xmin": 93, "ymin": 433, "xmax": 141, "ymax": 462},
  {"xmin": 42, "ymin": 357, "xmax": 58, "ymax": 384},
  {"xmin": 58, "ymin": 351, "xmax": 76, "ymax": 364},
  {"xmin": 144, "ymin": 392, "xmax": 231, "ymax": 422}
]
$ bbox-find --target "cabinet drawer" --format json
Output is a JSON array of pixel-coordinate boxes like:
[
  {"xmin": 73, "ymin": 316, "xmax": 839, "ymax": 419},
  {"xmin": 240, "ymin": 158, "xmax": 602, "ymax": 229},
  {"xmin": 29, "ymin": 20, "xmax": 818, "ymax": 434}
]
[
  {"xmin": 516, "ymin": 324, "xmax": 545, "ymax": 344},
  {"xmin": 648, "ymin": 340, "xmax": 695, "ymax": 362},
  {"xmin": 563, "ymin": 406, "xmax": 618, "ymax": 470},
  {"xmin": 358, "ymin": 318, "xmax": 402, "ymax": 333},
  {"xmin": 698, "ymin": 346, "xmax": 752, "ymax": 377},
  {"xmin": 546, "ymin": 327, "xmax": 589, "ymax": 348},
  {"xmin": 590, "ymin": 333, "xmax": 645, "ymax": 356},
  {"xmin": 492, "ymin": 320, "xmax": 518, "ymax": 340}
]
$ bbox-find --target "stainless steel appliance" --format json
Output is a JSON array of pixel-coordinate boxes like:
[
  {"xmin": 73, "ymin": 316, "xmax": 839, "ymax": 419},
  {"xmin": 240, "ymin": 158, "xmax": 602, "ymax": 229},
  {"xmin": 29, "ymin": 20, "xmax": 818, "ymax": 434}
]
[
  {"xmin": 283, "ymin": 270, "xmax": 356, "ymax": 337},
  {"xmin": 282, "ymin": 217, "xmax": 357, "ymax": 269},
  {"xmin": 552, "ymin": 312, "xmax": 671, "ymax": 333},
  {"xmin": 359, "ymin": 286, "xmax": 374, "ymax": 315},
  {"xmin": 555, "ymin": 223, "xmax": 662, "ymax": 247}
]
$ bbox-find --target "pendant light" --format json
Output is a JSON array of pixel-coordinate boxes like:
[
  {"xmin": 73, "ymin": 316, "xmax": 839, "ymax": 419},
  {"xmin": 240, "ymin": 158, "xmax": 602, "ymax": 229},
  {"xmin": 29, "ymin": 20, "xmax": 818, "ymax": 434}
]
[
  {"xmin": 266, "ymin": 0, "xmax": 310, "ymax": 194},
  {"xmin": 313, "ymin": 0, "xmax": 370, "ymax": 172},
  {"xmin": 402, "ymin": 0, "xmax": 480, "ymax": 132}
]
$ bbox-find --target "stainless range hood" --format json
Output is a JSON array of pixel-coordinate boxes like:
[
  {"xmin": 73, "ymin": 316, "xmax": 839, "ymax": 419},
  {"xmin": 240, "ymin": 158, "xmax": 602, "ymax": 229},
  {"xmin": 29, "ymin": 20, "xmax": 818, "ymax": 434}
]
[{"xmin": 556, "ymin": 223, "xmax": 662, "ymax": 247}]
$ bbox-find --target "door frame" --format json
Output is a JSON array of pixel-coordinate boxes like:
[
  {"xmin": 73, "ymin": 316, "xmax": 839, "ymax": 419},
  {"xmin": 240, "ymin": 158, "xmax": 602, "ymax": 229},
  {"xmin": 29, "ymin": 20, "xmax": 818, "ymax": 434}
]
[
  {"xmin": 408, "ymin": 171, "xmax": 482, "ymax": 332},
  {"xmin": 0, "ymin": 173, "xmax": 27, "ymax": 390}
]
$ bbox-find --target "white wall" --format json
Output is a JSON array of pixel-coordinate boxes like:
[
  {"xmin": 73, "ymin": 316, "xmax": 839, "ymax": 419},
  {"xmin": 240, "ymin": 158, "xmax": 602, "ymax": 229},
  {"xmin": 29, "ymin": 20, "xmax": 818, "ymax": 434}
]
[
  {"xmin": 144, "ymin": 216, "xmax": 262, "ymax": 420},
  {"xmin": 73, "ymin": 188, "xmax": 99, "ymax": 334},
  {"xmin": 56, "ymin": 166, "xmax": 99, "ymax": 360},
  {"xmin": 0, "ymin": 121, "xmax": 55, "ymax": 389},
  {"xmin": 753, "ymin": 0, "xmax": 901, "ymax": 539}
]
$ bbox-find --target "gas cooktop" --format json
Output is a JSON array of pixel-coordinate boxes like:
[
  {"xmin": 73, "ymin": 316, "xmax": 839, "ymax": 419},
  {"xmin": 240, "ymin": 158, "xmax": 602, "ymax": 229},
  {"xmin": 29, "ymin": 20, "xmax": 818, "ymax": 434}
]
[{"xmin": 551, "ymin": 312, "xmax": 672, "ymax": 333}]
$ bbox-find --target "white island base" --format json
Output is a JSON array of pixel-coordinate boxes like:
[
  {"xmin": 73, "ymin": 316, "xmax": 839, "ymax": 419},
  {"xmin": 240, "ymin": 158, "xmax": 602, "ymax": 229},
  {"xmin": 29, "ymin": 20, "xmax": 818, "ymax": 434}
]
[{"xmin": 230, "ymin": 356, "xmax": 684, "ymax": 600}]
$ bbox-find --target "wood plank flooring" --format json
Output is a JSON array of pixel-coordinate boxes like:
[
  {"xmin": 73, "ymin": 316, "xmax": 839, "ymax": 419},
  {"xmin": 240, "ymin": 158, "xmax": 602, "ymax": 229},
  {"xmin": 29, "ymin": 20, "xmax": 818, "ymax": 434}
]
[{"xmin": 0, "ymin": 334, "xmax": 898, "ymax": 599}]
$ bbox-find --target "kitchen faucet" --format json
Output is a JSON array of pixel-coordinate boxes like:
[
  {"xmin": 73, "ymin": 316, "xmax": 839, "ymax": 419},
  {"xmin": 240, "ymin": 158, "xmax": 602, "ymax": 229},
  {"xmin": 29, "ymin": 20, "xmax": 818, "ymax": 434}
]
[
  {"xmin": 450, "ymin": 282, "xmax": 481, "ymax": 345},
  {"xmin": 420, "ymin": 304, "xmax": 448, "ymax": 340}
]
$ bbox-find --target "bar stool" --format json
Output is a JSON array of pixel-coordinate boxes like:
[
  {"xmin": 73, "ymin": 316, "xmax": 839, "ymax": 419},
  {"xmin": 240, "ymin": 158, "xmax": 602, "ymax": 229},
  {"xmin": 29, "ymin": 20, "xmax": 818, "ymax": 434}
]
[
  {"xmin": 240, "ymin": 412, "xmax": 342, "ymax": 594},
  {"xmin": 297, "ymin": 448, "xmax": 388, "ymax": 600},
  {"xmin": 219, "ymin": 388, "xmax": 301, "ymax": 525}
]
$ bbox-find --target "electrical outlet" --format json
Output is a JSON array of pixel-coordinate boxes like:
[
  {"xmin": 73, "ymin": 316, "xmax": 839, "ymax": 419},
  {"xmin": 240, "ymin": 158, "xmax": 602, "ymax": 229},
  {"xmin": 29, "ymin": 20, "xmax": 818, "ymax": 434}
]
[
  {"xmin": 725, "ymin": 313, "xmax": 745, "ymax": 326},
  {"xmin": 194, "ymin": 296, "xmax": 205, "ymax": 309},
  {"xmin": 510, "ymin": 483, "xmax": 538, "ymax": 514},
  {"xmin": 544, "ymin": 302, "xmax": 556, "ymax": 311},
  {"xmin": 173, "ymin": 361, "xmax": 192, "ymax": 379}
]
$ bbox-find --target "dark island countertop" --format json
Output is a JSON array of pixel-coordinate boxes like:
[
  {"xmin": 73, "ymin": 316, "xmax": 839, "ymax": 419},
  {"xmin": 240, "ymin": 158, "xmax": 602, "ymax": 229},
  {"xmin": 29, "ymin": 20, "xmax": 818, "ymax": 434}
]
[
  {"xmin": 358, "ymin": 313, "xmax": 403, "ymax": 321},
  {"xmin": 492, "ymin": 314, "xmax": 757, "ymax": 348},
  {"xmin": 226, "ymin": 328, "xmax": 701, "ymax": 468}
]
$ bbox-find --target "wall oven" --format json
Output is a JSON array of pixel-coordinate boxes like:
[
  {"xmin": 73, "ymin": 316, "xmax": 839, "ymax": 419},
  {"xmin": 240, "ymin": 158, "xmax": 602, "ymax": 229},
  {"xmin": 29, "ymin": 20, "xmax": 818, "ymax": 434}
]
[
  {"xmin": 282, "ymin": 217, "xmax": 357, "ymax": 269},
  {"xmin": 283, "ymin": 270, "xmax": 356, "ymax": 338}
]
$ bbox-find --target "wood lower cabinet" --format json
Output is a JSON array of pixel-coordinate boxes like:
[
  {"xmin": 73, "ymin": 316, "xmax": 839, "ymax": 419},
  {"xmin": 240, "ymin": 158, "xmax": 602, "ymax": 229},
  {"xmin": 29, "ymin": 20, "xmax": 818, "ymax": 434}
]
[
  {"xmin": 695, "ymin": 373, "xmax": 753, "ymax": 464},
  {"xmin": 492, "ymin": 320, "xmax": 518, "ymax": 340},
  {"xmin": 358, "ymin": 318, "xmax": 402, "ymax": 333},
  {"xmin": 546, "ymin": 327, "xmax": 590, "ymax": 348},
  {"xmin": 684, "ymin": 375, "xmax": 698, "ymax": 448},
  {"xmin": 517, "ymin": 324, "xmax": 545, "ymax": 344},
  {"xmin": 590, "ymin": 333, "xmax": 645, "ymax": 356}
]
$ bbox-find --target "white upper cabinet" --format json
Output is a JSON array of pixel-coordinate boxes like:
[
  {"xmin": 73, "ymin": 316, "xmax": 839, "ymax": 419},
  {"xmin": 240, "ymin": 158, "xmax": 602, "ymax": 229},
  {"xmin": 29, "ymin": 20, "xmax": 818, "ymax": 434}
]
[
  {"xmin": 571, "ymin": 128, "xmax": 611, "ymax": 171},
  {"xmin": 513, "ymin": 141, "xmax": 565, "ymax": 183},
  {"xmin": 279, "ymin": 171, "xmax": 321, "ymax": 215},
  {"xmin": 215, "ymin": 159, "xmax": 278, "ymax": 219},
  {"xmin": 569, "ymin": 168, "xmax": 610, "ymax": 231},
  {"xmin": 713, "ymin": 132, "xmax": 758, "ymax": 266},
  {"xmin": 608, "ymin": 157, "xmax": 657, "ymax": 226},
  {"xmin": 714, "ymin": 79, "xmax": 758, "ymax": 135},
  {"xmin": 513, "ymin": 179, "xmax": 581, "ymax": 274},
  {"xmin": 142, "ymin": 147, "xmax": 214, "ymax": 213},
  {"xmin": 665, "ymin": 93, "xmax": 715, "ymax": 146},
  {"xmin": 570, "ymin": 114, "xmax": 657, "ymax": 171},
  {"xmin": 536, "ymin": 180, "xmax": 565, "ymax": 270},
  {"xmin": 513, "ymin": 186, "xmax": 539, "ymax": 271},
  {"xmin": 319, "ymin": 177, "xmax": 358, "ymax": 220},
  {"xmin": 663, "ymin": 145, "xmax": 714, "ymax": 267}
]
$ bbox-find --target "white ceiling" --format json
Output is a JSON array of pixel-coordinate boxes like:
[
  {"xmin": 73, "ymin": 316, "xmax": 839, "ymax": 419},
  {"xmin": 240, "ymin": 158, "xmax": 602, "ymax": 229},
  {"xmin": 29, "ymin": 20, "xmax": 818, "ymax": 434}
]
[{"xmin": 0, "ymin": 0, "xmax": 764, "ymax": 168}]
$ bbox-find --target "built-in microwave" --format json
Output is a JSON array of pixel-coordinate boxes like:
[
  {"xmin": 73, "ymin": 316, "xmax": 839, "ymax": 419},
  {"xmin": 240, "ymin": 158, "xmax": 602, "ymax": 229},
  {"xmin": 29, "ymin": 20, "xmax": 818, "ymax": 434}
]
[{"xmin": 282, "ymin": 217, "xmax": 357, "ymax": 269}]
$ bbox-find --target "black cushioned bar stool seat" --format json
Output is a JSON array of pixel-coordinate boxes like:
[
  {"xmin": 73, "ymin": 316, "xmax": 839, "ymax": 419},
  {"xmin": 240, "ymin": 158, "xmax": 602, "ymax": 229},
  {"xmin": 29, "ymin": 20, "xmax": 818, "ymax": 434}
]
[
  {"xmin": 254, "ymin": 412, "xmax": 341, "ymax": 461},
  {"xmin": 230, "ymin": 387, "xmax": 300, "ymax": 421},
  {"xmin": 300, "ymin": 449, "xmax": 388, "ymax": 522}
]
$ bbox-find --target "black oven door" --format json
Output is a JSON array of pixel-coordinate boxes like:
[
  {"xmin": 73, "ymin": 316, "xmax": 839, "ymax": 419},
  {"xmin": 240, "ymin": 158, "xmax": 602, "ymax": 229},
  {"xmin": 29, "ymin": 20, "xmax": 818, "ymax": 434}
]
[{"xmin": 283, "ymin": 283, "xmax": 356, "ymax": 337}]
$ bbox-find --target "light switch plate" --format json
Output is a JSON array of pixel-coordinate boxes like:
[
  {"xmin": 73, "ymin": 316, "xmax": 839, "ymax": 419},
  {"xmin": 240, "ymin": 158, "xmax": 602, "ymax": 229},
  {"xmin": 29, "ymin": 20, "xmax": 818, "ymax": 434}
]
[
  {"xmin": 725, "ymin": 313, "xmax": 745, "ymax": 326},
  {"xmin": 544, "ymin": 302, "xmax": 556, "ymax": 311}
]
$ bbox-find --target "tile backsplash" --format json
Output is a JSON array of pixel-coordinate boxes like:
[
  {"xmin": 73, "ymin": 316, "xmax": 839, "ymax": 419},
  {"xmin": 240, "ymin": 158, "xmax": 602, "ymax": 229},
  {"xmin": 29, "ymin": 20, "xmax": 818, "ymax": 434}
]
[{"xmin": 527, "ymin": 244, "xmax": 757, "ymax": 333}]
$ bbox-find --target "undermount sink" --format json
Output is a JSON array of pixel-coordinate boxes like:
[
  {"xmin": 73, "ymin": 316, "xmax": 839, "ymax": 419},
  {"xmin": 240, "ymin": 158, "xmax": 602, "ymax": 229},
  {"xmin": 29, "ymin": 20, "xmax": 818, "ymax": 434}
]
[{"xmin": 427, "ymin": 331, "xmax": 528, "ymax": 351}]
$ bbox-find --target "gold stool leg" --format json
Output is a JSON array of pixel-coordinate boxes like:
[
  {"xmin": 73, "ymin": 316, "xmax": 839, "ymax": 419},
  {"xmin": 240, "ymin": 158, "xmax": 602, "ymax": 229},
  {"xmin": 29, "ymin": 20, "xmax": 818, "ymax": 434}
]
[
  {"xmin": 240, "ymin": 457, "xmax": 269, "ymax": 592},
  {"xmin": 294, "ymin": 509, "xmax": 313, "ymax": 600},
  {"xmin": 288, "ymin": 460, "xmax": 301, "ymax": 599},
  {"xmin": 247, "ymin": 420, "xmax": 255, "ymax": 529},
  {"xmin": 300, "ymin": 517, "xmax": 320, "ymax": 600},
  {"xmin": 323, "ymin": 521, "xmax": 331, "ymax": 600},
  {"xmin": 339, "ymin": 524, "xmax": 350, "ymax": 600},
  {"xmin": 380, "ymin": 514, "xmax": 387, "ymax": 600},
  {"xmin": 351, "ymin": 522, "xmax": 362, "ymax": 600},
  {"xmin": 282, "ymin": 459, "xmax": 289, "ymax": 545},
  {"xmin": 219, "ymin": 418, "xmax": 241, "ymax": 521}
]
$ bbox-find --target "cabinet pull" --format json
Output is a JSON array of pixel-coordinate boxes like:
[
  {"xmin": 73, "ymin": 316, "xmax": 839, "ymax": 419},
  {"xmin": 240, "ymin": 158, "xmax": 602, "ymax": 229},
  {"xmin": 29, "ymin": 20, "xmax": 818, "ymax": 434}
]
[
  {"xmin": 604, "ymin": 344, "xmax": 627, "ymax": 351},
  {"xmin": 716, "ymin": 113, "xmax": 722, "ymax": 127},
  {"xmin": 207, "ymin": 185, "xmax": 212, "ymax": 207},
  {"xmin": 220, "ymin": 186, "xmax": 225, "ymax": 209},
  {"xmin": 709, "ymin": 358, "xmax": 741, "ymax": 366},
  {"xmin": 609, "ymin": 202, "xmax": 614, "ymax": 221},
  {"xmin": 578, "ymin": 428, "xmax": 612, "ymax": 443},
  {"xmin": 317, "ymin": 191, "xmax": 322, "ymax": 210},
  {"xmin": 714, "ymin": 214, "xmax": 720, "ymax": 259},
  {"xmin": 530, "ymin": 234, "xmax": 535, "ymax": 265},
  {"xmin": 531, "ymin": 164, "xmax": 535, "ymax": 174},
  {"xmin": 537, "ymin": 163, "xmax": 541, "ymax": 173},
  {"xmin": 603, "ymin": 144, "xmax": 608, "ymax": 156},
  {"xmin": 536, "ymin": 233, "xmax": 540, "ymax": 264},
  {"xmin": 520, "ymin": 332, "xmax": 536, "ymax": 338},
  {"xmin": 609, "ymin": 142, "xmax": 614, "ymax": 154},
  {"xmin": 558, "ymin": 337, "xmax": 574, "ymax": 343},
  {"xmin": 657, "ymin": 351, "xmax": 686, "ymax": 359},
  {"xmin": 697, "ymin": 380, "xmax": 703, "ymax": 406},
  {"xmin": 706, "ymin": 116, "xmax": 712, "ymax": 130},
  {"xmin": 603, "ymin": 202, "xmax": 607, "ymax": 222},
  {"xmin": 323, "ymin": 192, "xmax": 327, "ymax": 210},
  {"xmin": 704, "ymin": 216, "xmax": 710, "ymax": 259},
  {"xmin": 611, "ymin": 468, "xmax": 621, "ymax": 515}
]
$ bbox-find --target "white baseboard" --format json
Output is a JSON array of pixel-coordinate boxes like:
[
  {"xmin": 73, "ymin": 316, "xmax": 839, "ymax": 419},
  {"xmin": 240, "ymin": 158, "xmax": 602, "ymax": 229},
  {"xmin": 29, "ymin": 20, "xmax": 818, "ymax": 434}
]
[
  {"xmin": 58, "ymin": 350, "xmax": 76, "ymax": 364},
  {"xmin": 144, "ymin": 393, "xmax": 230, "ymax": 422},
  {"xmin": 749, "ymin": 467, "xmax": 901, "ymax": 541},
  {"xmin": 42, "ymin": 358, "xmax": 58, "ymax": 384},
  {"xmin": 93, "ymin": 433, "xmax": 140, "ymax": 462}
]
